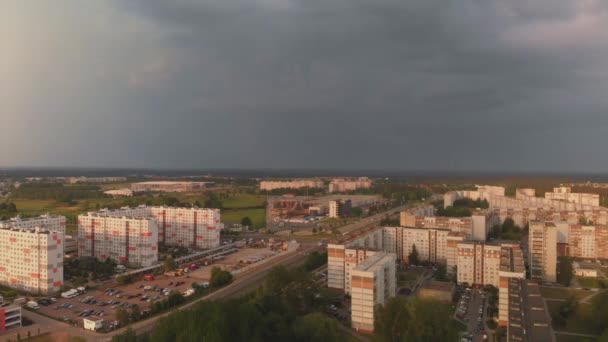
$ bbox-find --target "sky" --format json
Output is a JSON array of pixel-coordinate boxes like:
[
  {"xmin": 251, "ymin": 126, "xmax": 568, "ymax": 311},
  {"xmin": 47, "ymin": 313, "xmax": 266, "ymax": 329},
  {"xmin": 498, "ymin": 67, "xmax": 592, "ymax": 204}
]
[{"xmin": 2, "ymin": 0, "xmax": 608, "ymax": 172}]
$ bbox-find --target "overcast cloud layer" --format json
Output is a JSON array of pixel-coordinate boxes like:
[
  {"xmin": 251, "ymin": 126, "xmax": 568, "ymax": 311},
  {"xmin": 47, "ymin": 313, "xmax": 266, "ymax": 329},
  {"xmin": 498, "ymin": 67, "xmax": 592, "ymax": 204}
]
[{"xmin": 2, "ymin": 0, "xmax": 608, "ymax": 172}]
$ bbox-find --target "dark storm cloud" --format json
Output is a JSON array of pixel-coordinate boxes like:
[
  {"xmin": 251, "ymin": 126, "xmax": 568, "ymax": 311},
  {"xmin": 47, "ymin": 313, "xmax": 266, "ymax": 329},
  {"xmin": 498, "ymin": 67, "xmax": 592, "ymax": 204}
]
[{"xmin": 3, "ymin": 0, "xmax": 608, "ymax": 171}]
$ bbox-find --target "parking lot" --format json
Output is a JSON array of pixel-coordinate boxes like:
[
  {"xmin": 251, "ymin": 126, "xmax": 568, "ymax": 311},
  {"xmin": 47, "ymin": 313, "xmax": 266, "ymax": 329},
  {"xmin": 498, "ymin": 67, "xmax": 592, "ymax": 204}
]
[
  {"xmin": 456, "ymin": 288, "xmax": 487, "ymax": 342},
  {"xmin": 34, "ymin": 247, "xmax": 285, "ymax": 331}
]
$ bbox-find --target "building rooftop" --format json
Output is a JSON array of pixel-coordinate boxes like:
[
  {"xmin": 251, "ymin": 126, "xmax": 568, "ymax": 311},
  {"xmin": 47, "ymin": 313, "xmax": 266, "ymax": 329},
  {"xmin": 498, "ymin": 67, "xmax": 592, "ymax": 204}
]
[
  {"xmin": 353, "ymin": 252, "xmax": 395, "ymax": 273},
  {"xmin": 500, "ymin": 246, "xmax": 525, "ymax": 273}
]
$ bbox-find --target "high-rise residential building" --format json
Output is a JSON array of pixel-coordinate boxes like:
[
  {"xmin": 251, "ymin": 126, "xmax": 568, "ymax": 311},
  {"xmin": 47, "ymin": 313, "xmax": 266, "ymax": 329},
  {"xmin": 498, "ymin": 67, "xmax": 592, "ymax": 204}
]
[
  {"xmin": 328, "ymin": 178, "xmax": 373, "ymax": 193},
  {"xmin": 78, "ymin": 214, "xmax": 159, "ymax": 267},
  {"xmin": 350, "ymin": 252, "xmax": 396, "ymax": 333},
  {"xmin": 329, "ymin": 199, "xmax": 352, "ymax": 218},
  {"xmin": 498, "ymin": 246, "xmax": 526, "ymax": 327},
  {"xmin": 545, "ymin": 187, "xmax": 600, "ymax": 207},
  {"xmin": 529, "ymin": 222, "xmax": 557, "ymax": 282},
  {"xmin": 131, "ymin": 181, "xmax": 212, "ymax": 193},
  {"xmin": 0, "ymin": 214, "xmax": 67, "ymax": 234},
  {"xmin": 259, "ymin": 180, "xmax": 324, "ymax": 191},
  {"xmin": 0, "ymin": 226, "xmax": 64, "ymax": 294},
  {"xmin": 399, "ymin": 210, "xmax": 497, "ymax": 241},
  {"xmin": 78, "ymin": 206, "xmax": 223, "ymax": 266}
]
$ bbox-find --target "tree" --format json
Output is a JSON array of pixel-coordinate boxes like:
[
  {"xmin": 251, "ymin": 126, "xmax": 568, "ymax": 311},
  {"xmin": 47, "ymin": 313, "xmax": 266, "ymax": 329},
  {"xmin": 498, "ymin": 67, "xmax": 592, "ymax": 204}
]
[
  {"xmin": 116, "ymin": 274, "xmax": 133, "ymax": 285},
  {"xmin": 374, "ymin": 297, "xmax": 458, "ymax": 342},
  {"xmin": 116, "ymin": 308, "xmax": 130, "ymax": 326},
  {"xmin": 434, "ymin": 264, "xmax": 448, "ymax": 281},
  {"xmin": 408, "ymin": 244, "xmax": 419, "ymax": 265},
  {"xmin": 163, "ymin": 256, "xmax": 176, "ymax": 272},
  {"xmin": 293, "ymin": 313, "xmax": 340, "ymax": 342},
  {"xmin": 557, "ymin": 256, "xmax": 574, "ymax": 286},
  {"xmin": 241, "ymin": 216, "xmax": 252, "ymax": 227},
  {"xmin": 210, "ymin": 267, "xmax": 233, "ymax": 288}
]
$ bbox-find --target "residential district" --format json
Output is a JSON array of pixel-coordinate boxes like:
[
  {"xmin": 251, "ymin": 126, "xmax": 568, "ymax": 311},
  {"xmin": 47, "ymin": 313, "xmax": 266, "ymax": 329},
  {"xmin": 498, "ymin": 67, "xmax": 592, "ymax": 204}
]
[{"xmin": 1, "ymin": 176, "xmax": 608, "ymax": 342}]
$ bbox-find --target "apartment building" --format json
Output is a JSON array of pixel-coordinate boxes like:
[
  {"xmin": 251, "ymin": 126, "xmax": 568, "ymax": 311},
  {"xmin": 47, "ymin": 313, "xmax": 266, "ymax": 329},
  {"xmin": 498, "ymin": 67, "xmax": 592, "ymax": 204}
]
[
  {"xmin": 350, "ymin": 252, "xmax": 396, "ymax": 333},
  {"xmin": 399, "ymin": 210, "xmax": 497, "ymax": 241},
  {"xmin": 78, "ymin": 206, "xmax": 223, "ymax": 266},
  {"xmin": 498, "ymin": 246, "xmax": 526, "ymax": 327},
  {"xmin": 455, "ymin": 241, "xmax": 523, "ymax": 288},
  {"xmin": 529, "ymin": 222, "xmax": 557, "ymax": 282},
  {"xmin": 0, "ymin": 227, "xmax": 64, "ymax": 294},
  {"xmin": 545, "ymin": 187, "xmax": 600, "ymax": 207},
  {"xmin": 327, "ymin": 228, "xmax": 384, "ymax": 292},
  {"xmin": 78, "ymin": 214, "xmax": 158, "ymax": 267},
  {"xmin": 329, "ymin": 200, "xmax": 352, "ymax": 218},
  {"xmin": 328, "ymin": 177, "xmax": 373, "ymax": 193},
  {"xmin": 446, "ymin": 185, "xmax": 603, "ymax": 212},
  {"xmin": 0, "ymin": 214, "xmax": 67, "ymax": 234},
  {"xmin": 443, "ymin": 185, "xmax": 506, "ymax": 208},
  {"xmin": 131, "ymin": 181, "xmax": 211, "ymax": 193},
  {"xmin": 0, "ymin": 305, "xmax": 22, "ymax": 333},
  {"xmin": 259, "ymin": 179, "xmax": 324, "ymax": 191}
]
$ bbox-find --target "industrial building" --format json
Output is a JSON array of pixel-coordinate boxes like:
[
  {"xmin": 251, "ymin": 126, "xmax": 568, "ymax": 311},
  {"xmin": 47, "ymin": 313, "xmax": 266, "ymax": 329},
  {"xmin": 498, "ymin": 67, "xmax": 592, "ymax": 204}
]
[
  {"xmin": 328, "ymin": 177, "xmax": 373, "ymax": 193},
  {"xmin": 131, "ymin": 181, "xmax": 212, "ymax": 193},
  {"xmin": 0, "ymin": 226, "xmax": 64, "ymax": 294},
  {"xmin": 259, "ymin": 179, "xmax": 324, "ymax": 191},
  {"xmin": 104, "ymin": 189, "xmax": 133, "ymax": 197}
]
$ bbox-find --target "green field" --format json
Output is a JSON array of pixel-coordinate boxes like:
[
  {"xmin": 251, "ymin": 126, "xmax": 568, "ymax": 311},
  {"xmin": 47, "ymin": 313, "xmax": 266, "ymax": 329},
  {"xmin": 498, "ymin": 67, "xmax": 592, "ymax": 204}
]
[
  {"xmin": 222, "ymin": 194, "xmax": 265, "ymax": 209},
  {"xmin": 540, "ymin": 287, "xmax": 593, "ymax": 301},
  {"xmin": 577, "ymin": 277, "xmax": 607, "ymax": 288},
  {"xmin": 547, "ymin": 300, "xmax": 599, "ymax": 335},
  {"xmin": 221, "ymin": 208, "xmax": 266, "ymax": 228}
]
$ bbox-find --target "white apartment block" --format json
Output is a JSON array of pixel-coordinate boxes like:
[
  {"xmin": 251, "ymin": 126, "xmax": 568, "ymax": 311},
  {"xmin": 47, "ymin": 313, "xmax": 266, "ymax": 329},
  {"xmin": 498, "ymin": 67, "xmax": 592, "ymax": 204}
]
[
  {"xmin": 443, "ymin": 185, "xmax": 506, "ymax": 208},
  {"xmin": 78, "ymin": 215, "xmax": 158, "ymax": 267},
  {"xmin": 545, "ymin": 187, "xmax": 600, "ymax": 207},
  {"xmin": 329, "ymin": 200, "xmax": 339, "ymax": 218},
  {"xmin": 446, "ymin": 185, "xmax": 603, "ymax": 212},
  {"xmin": 0, "ymin": 214, "xmax": 67, "ymax": 234},
  {"xmin": 328, "ymin": 177, "xmax": 373, "ymax": 193},
  {"xmin": 78, "ymin": 206, "xmax": 223, "ymax": 267},
  {"xmin": 0, "ymin": 226, "xmax": 64, "ymax": 294},
  {"xmin": 529, "ymin": 222, "xmax": 557, "ymax": 283},
  {"xmin": 399, "ymin": 210, "xmax": 496, "ymax": 241},
  {"xmin": 259, "ymin": 180, "xmax": 324, "ymax": 191},
  {"xmin": 131, "ymin": 181, "xmax": 211, "ymax": 193},
  {"xmin": 350, "ymin": 252, "xmax": 396, "ymax": 333}
]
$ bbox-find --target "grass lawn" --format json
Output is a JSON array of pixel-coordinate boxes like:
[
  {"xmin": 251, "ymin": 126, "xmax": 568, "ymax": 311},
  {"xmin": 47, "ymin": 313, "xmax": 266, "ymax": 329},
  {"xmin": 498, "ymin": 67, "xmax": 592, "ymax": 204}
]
[
  {"xmin": 221, "ymin": 208, "xmax": 266, "ymax": 228},
  {"xmin": 12, "ymin": 199, "xmax": 57, "ymax": 215},
  {"xmin": 577, "ymin": 277, "xmax": 606, "ymax": 288},
  {"xmin": 540, "ymin": 287, "xmax": 593, "ymax": 301},
  {"xmin": 222, "ymin": 194, "xmax": 266, "ymax": 209},
  {"xmin": 555, "ymin": 334, "xmax": 597, "ymax": 342},
  {"xmin": 547, "ymin": 300, "xmax": 600, "ymax": 335}
]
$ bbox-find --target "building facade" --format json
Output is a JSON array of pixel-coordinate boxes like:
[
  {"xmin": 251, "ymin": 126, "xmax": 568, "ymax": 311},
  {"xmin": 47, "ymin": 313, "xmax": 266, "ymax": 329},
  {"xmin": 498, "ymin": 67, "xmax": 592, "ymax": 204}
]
[
  {"xmin": 259, "ymin": 180, "xmax": 324, "ymax": 191},
  {"xmin": 529, "ymin": 222, "xmax": 557, "ymax": 283},
  {"xmin": 0, "ymin": 215, "xmax": 67, "ymax": 234},
  {"xmin": 0, "ymin": 227, "xmax": 64, "ymax": 294},
  {"xmin": 328, "ymin": 178, "xmax": 373, "ymax": 193},
  {"xmin": 350, "ymin": 253, "xmax": 396, "ymax": 333},
  {"xmin": 78, "ymin": 206, "xmax": 223, "ymax": 266},
  {"xmin": 545, "ymin": 187, "xmax": 600, "ymax": 207},
  {"xmin": 0, "ymin": 305, "xmax": 22, "ymax": 333},
  {"xmin": 131, "ymin": 181, "xmax": 211, "ymax": 193}
]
